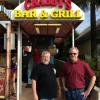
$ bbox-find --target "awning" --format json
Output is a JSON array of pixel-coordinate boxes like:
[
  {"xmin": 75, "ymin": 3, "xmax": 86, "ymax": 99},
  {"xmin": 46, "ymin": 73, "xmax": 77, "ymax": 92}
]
[{"xmin": 0, "ymin": 1, "xmax": 85, "ymax": 43}]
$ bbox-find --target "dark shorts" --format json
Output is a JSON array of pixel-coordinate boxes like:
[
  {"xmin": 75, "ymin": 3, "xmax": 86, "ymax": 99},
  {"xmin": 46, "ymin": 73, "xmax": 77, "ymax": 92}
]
[
  {"xmin": 11, "ymin": 66, "xmax": 17, "ymax": 73},
  {"xmin": 65, "ymin": 89, "xmax": 86, "ymax": 100}
]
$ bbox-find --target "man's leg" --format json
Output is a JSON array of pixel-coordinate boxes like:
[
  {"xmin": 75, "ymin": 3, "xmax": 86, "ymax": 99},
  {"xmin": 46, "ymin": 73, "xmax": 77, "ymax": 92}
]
[
  {"xmin": 69, "ymin": 89, "xmax": 86, "ymax": 100},
  {"xmin": 76, "ymin": 90, "xmax": 86, "ymax": 100},
  {"xmin": 65, "ymin": 91, "xmax": 72, "ymax": 100}
]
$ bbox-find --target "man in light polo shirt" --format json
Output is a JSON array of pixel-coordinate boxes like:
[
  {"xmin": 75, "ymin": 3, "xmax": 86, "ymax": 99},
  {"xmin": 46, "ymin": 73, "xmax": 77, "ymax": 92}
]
[{"xmin": 62, "ymin": 47, "xmax": 96, "ymax": 100}]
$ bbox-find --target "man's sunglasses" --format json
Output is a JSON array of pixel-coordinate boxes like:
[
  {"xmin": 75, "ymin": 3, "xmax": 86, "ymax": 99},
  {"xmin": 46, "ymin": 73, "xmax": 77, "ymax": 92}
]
[{"xmin": 69, "ymin": 53, "xmax": 77, "ymax": 55}]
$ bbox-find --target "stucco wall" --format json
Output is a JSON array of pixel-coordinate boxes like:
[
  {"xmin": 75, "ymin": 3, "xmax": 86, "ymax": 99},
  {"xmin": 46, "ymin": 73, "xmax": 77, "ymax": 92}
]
[{"xmin": 77, "ymin": 40, "xmax": 91, "ymax": 56}]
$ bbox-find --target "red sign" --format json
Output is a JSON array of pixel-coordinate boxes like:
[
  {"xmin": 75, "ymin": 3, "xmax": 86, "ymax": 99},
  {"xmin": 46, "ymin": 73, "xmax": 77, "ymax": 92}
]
[
  {"xmin": 24, "ymin": 0, "xmax": 71, "ymax": 10},
  {"xmin": 0, "ymin": 80, "xmax": 5, "ymax": 96},
  {"xmin": 0, "ymin": 68, "xmax": 5, "ymax": 98}
]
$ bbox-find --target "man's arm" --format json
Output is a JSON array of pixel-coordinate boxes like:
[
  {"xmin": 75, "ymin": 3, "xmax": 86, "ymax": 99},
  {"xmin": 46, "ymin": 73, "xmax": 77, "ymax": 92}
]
[
  {"xmin": 82, "ymin": 75, "xmax": 96, "ymax": 97},
  {"xmin": 32, "ymin": 80, "xmax": 38, "ymax": 100},
  {"xmin": 56, "ymin": 77, "xmax": 61, "ymax": 98},
  {"xmin": 62, "ymin": 77, "xmax": 68, "ymax": 91},
  {"xmin": 56, "ymin": 78, "xmax": 61, "ymax": 90}
]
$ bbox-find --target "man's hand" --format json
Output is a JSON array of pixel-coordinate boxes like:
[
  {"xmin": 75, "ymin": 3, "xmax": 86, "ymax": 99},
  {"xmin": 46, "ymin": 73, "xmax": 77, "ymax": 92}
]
[
  {"xmin": 81, "ymin": 90, "xmax": 90, "ymax": 98},
  {"xmin": 33, "ymin": 94, "xmax": 38, "ymax": 100},
  {"xmin": 63, "ymin": 87, "xmax": 68, "ymax": 91},
  {"xmin": 82, "ymin": 75, "xmax": 96, "ymax": 98}
]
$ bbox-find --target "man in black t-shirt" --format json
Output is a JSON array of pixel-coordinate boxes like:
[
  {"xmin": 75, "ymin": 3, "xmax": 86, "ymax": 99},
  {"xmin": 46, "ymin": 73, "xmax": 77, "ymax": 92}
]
[{"xmin": 30, "ymin": 50, "xmax": 58, "ymax": 100}]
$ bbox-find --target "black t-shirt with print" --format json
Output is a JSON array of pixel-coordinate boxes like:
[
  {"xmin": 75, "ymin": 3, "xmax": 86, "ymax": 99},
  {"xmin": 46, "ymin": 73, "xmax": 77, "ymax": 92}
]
[{"xmin": 30, "ymin": 63, "xmax": 57, "ymax": 99}]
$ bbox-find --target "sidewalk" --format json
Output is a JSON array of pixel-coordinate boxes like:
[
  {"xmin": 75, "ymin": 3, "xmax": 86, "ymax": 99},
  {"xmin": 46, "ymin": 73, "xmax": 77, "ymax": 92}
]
[
  {"xmin": 10, "ymin": 83, "xmax": 92, "ymax": 100},
  {"xmin": 10, "ymin": 83, "xmax": 33, "ymax": 100},
  {"xmin": 21, "ymin": 83, "xmax": 33, "ymax": 100}
]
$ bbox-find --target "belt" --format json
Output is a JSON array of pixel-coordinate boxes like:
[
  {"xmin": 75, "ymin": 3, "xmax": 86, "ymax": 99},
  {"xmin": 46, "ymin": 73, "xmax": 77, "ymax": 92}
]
[{"xmin": 68, "ymin": 88, "xmax": 84, "ymax": 91}]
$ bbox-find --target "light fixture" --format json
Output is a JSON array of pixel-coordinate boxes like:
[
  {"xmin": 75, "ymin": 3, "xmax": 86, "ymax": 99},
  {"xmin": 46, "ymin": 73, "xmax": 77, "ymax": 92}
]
[
  {"xmin": 34, "ymin": 24, "xmax": 47, "ymax": 26},
  {"xmin": 35, "ymin": 27, "xmax": 40, "ymax": 34},
  {"xmin": 34, "ymin": 24, "xmax": 62, "ymax": 34},
  {"xmin": 34, "ymin": 24, "xmax": 62, "ymax": 26},
  {"xmin": 48, "ymin": 24, "xmax": 61, "ymax": 26},
  {"xmin": 56, "ymin": 27, "xmax": 60, "ymax": 34}
]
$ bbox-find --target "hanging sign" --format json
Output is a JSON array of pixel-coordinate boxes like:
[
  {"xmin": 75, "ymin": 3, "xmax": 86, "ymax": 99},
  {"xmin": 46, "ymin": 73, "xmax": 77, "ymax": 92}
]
[
  {"xmin": 11, "ymin": 0, "xmax": 84, "ymax": 20},
  {"xmin": 14, "ymin": 9, "xmax": 81, "ymax": 19},
  {"xmin": 24, "ymin": 0, "xmax": 71, "ymax": 10}
]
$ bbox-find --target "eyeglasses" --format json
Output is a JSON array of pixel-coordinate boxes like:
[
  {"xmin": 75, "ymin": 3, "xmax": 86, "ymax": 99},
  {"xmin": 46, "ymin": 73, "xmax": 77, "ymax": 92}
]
[{"xmin": 69, "ymin": 53, "xmax": 77, "ymax": 55}]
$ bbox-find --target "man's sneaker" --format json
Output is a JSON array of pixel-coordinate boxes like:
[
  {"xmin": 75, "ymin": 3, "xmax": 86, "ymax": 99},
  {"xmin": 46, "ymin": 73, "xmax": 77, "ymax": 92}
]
[
  {"xmin": 11, "ymin": 92, "xmax": 16, "ymax": 97},
  {"xmin": 13, "ymin": 93, "xmax": 16, "ymax": 97}
]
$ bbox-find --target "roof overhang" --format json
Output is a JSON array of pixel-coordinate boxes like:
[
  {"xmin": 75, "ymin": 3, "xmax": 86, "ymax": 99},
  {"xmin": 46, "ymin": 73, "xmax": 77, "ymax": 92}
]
[
  {"xmin": 0, "ymin": 1, "xmax": 85, "ymax": 44},
  {"xmin": 76, "ymin": 19, "xmax": 100, "ymax": 41}
]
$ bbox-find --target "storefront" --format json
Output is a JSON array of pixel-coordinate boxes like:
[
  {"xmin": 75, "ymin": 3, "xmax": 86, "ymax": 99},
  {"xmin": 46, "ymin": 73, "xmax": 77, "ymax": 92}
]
[{"xmin": 0, "ymin": 0, "xmax": 84, "ymax": 100}]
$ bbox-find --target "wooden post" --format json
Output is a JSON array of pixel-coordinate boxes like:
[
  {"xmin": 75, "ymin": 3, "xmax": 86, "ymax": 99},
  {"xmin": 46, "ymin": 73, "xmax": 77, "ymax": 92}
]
[{"xmin": 5, "ymin": 22, "xmax": 11, "ymax": 100}]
